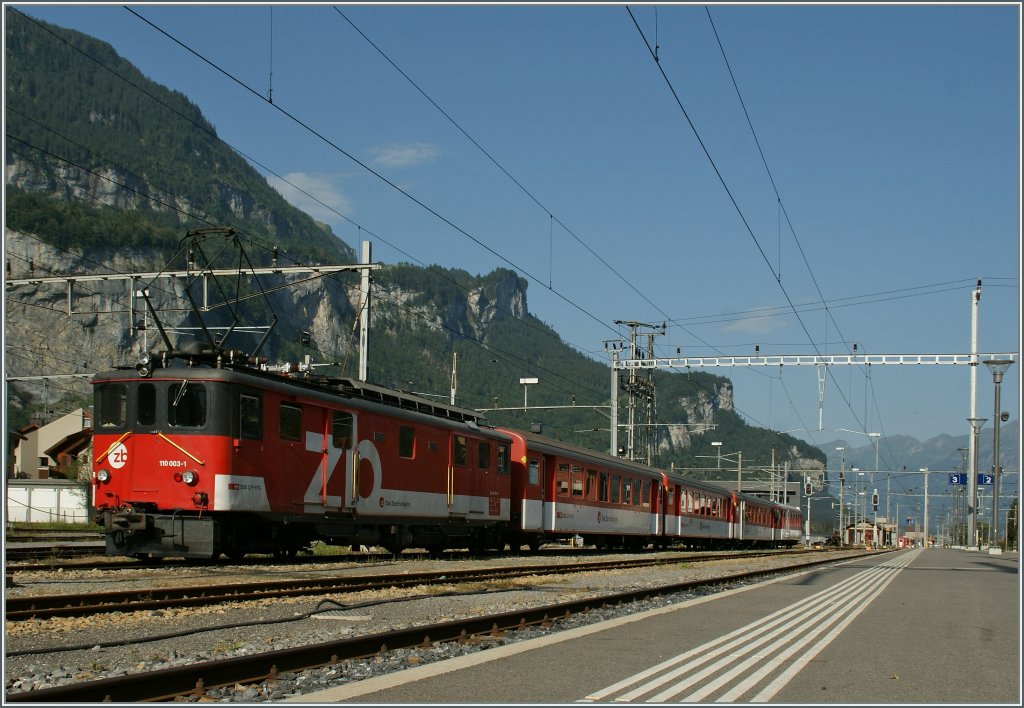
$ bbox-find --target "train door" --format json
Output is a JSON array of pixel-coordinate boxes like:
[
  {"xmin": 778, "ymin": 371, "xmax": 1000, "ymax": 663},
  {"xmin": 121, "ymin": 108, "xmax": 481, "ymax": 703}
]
[
  {"xmin": 303, "ymin": 408, "xmax": 352, "ymax": 512},
  {"xmin": 735, "ymin": 499, "xmax": 746, "ymax": 543},
  {"xmin": 542, "ymin": 455, "xmax": 557, "ymax": 531},
  {"xmin": 448, "ymin": 433, "xmax": 471, "ymax": 516},
  {"xmin": 522, "ymin": 456, "xmax": 544, "ymax": 530}
]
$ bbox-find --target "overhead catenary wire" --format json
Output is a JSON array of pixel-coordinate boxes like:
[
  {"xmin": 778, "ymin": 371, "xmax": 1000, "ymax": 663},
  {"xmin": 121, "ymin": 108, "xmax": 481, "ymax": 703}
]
[
  {"xmin": 8, "ymin": 7, "xmax": 617, "ymax": 372},
  {"xmin": 626, "ymin": 6, "xmax": 880, "ymax": 441},
  {"xmin": 6, "ymin": 115, "xmax": 614, "ymax": 410},
  {"xmin": 703, "ymin": 6, "xmax": 883, "ymax": 440},
  {"xmin": 123, "ymin": 6, "xmax": 623, "ymax": 344}
]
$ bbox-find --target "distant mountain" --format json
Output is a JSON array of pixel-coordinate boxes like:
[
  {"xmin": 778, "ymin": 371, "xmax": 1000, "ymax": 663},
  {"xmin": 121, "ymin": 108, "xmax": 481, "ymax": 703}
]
[
  {"xmin": 816, "ymin": 419, "xmax": 1018, "ymax": 480},
  {"xmin": 809, "ymin": 422, "xmax": 1018, "ymax": 534}
]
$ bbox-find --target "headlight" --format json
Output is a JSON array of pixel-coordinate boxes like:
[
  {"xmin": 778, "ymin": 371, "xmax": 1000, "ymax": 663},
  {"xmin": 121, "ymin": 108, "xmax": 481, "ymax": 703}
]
[
  {"xmin": 136, "ymin": 352, "xmax": 153, "ymax": 378},
  {"xmin": 182, "ymin": 470, "xmax": 198, "ymax": 486},
  {"xmin": 97, "ymin": 469, "xmax": 111, "ymax": 483}
]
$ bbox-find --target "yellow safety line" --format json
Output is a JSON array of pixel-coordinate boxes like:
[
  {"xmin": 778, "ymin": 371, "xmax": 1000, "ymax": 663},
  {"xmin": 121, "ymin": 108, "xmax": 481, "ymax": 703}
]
[
  {"xmin": 156, "ymin": 432, "xmax": 205, "ymax": 466},
  {"xmin": 352, "ymin": 450, "xmax": 360, "ymax": 501}
]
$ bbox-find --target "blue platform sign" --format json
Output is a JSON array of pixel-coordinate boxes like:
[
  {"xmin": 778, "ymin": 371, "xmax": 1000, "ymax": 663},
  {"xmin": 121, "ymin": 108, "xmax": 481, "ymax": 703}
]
[
  {"xmin": 949, "ymin": 473, "xmax": 966, "ymax": 485},
  {"xmin": 977, "ymin": 473, "xmax": 994, "ymax": 485}
]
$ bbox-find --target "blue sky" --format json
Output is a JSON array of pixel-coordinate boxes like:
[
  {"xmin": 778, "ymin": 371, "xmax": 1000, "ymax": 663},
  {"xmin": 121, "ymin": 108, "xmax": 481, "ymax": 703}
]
[{"xmin": 8, "ymin": 2, "xmax": 1021, "ymax": 453}]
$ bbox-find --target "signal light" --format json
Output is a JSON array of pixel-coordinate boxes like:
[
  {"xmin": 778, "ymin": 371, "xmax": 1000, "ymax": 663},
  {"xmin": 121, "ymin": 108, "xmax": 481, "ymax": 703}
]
[{"xmin": 805, "ymin": 482, "xmax": 812, "ymax": 496}]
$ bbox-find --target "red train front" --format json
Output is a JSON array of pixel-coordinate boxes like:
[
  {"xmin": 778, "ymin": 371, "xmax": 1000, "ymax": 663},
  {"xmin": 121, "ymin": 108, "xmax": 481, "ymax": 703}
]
[{"xmin": 91, "ymin": 359, "xmax": 513, "ymax": 559}]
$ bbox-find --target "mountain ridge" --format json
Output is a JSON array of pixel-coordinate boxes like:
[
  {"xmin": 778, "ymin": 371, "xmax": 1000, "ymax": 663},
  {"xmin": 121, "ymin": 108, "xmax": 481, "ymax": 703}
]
[{"xmin": 5, "ymin": 9, "xmax": 824, "ymax": 474}]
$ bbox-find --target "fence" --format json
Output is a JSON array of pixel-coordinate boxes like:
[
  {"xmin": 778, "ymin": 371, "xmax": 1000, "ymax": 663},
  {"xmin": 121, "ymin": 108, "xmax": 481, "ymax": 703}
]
[{"xmin": 5, "ymin": 479, "xmax": 91, "ymax": 524}]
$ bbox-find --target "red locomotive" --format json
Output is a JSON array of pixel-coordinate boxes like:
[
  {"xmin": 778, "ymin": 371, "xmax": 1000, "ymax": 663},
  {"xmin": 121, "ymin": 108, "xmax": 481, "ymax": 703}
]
[{"xmin": 91, "ymin": 348, "xmax": 801, "ymax": 559}]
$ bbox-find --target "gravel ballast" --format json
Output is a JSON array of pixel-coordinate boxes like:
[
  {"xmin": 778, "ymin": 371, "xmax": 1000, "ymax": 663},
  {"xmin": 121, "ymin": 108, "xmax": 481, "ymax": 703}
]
[{"xmin": 4, "ymin": 549, "xmax": 866, "ymax": 701}]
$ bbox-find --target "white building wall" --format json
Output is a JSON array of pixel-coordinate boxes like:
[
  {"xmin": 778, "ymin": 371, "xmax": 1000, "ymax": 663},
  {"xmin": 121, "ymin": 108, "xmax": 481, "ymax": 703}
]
[{"xmin": 5, "ymin": 479, "xmax": 91, "ymax": 523}]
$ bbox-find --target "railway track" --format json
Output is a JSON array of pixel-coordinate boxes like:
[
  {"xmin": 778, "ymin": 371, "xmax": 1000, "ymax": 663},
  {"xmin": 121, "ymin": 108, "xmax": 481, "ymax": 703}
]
[
  {"xmin": 4, "ymin": 549, "xmax": 883, "ymax": 703},
  {"xmin": 5, "ymin": 550, "xmax": 815, "ymax": 621}
]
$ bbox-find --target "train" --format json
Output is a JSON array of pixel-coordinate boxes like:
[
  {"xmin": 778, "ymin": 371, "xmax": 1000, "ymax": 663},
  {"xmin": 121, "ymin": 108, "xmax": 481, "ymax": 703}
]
[{"xmin": 90, "ymin": 346, "xmax": 802, "ymax": 560}]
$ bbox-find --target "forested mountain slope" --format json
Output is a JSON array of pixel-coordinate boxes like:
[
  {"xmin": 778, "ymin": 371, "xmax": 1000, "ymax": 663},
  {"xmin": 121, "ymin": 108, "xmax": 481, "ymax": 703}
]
[{"xmin": 3, "ymin": 8, "xmax": 825, "ymax": 474}]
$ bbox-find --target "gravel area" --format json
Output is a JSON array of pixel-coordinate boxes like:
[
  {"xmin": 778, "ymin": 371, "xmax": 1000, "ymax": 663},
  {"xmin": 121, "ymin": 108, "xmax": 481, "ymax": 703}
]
[{"xmin": 3, "ymin": 549, "xmax": 865, "ymax": 701}]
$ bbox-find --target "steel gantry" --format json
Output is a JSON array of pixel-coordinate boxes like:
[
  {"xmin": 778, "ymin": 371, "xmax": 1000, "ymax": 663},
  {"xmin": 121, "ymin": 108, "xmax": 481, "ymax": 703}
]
[
  {"xmin": 6, "ymin": 241, "xmax": 381, "ymax": 381},
  {"xmin": 608, "ymin": 350, "xmax": 1017, "ymax": 548}
]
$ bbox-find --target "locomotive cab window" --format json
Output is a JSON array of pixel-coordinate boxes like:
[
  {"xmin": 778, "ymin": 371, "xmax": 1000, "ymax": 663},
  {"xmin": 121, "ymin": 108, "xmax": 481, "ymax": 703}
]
[
  {"xmin": 279, "ymin": 403, "xmax": 302, "ymax": 441},
  {"xmin": 239, "ymin": 394, "xmax": 262, "ymax": 440},
  {"xmin": 168, "ymin": 382, "xmax": 207, "ymax": 428},
  {"xmin": 497, "ymin": 444, "xmax": 509, "ymax": 475},
  {"xmin": 399, "ymin": 425, "xmax": 415, "ymax": 459},
  {"xmin": 453, "ymin": 435, "xmax": 467, "ymax": 466},
  {"xmin": 332, "ymin": 411, "xmax": 353, "ymax": 449},
  {"xmin": 137, "ymin": 383, "xmax": 156, "ymax": 426},
  {"xmin": 477, "ymin": 441, "xmax": 490, "ymax": 469},
  {"xmin": 97, "ymin": 383, "xmax": 127, "ymax": 428}
]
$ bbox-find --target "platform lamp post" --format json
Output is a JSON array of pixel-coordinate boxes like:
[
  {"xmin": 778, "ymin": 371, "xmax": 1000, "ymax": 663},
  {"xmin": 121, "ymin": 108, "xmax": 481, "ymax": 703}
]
[
  {"xmin": 836, "ymin": 447, "xmax": 846, "ymax": 544},
  {"xmin": 982, "ymin": 359, "xmax": 1013, "ymax": 554},
  {"xmin": 919, "ymin": 468, "xmax": 930, "ymax": 548},
  {"xmin": 957, "ymin": 447, "xmax": 969, "ymax": 546},
  {"xmin": 967, "ymin": 417, "xmax": 988, "ymax": 549}
]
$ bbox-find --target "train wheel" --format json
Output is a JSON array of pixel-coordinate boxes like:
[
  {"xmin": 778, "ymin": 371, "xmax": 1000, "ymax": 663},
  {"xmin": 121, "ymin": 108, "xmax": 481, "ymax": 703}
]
[
  {"xmin": 226, "ymin": 549, "xmax": 247, "ymax": 561},
  {"xmin": 272, "ymin": 547, "xmax": 298, "ymax": 561}
]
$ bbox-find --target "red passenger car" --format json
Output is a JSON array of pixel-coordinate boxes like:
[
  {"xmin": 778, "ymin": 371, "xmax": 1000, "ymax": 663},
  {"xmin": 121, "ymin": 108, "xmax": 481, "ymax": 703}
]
[{"xmin": 503, "ymin": 429, "xmax": 664, "ymax": 551}]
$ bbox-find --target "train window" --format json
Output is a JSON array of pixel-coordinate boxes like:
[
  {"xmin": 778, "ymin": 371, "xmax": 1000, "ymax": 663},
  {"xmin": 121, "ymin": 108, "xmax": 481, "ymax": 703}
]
[
  {"xmin": 599, "ymin": 472, "xmax": 609, "ymax": 502},
  {"xmin": 586, "ymin": 470, "xmax": 597, "ymax": 500},
  {"xmin": 556, "ymin": 465, "xmax": 570, "ymax": 497},
  {"xmin": 641, "ymin": 480, "xmax": 650, "ymax": 508},
  {"xmin": 611, "ymin": 475, "xmax": 621, "ymax": 504},
  {"xmin": 497, "ymin": 444, "xmax": 509, "ymax": 475},
  {"xmin": 279, "ymin": 403, "xmax": 302, "ymax": 441},
  {"xmin": 667, "ymin": 486, "xmax": 674, "ymax": 507},
  {"xmin": 453, "ymin": 436, "xmax": 467, "ymax": 466},
  {"xmin": 332, "ymin": 411, "xmax": 352, "ymax": 449},
  {"xmin": 528, "ymin": 459, "xmax": 539, "ymax": 485},
  {"xmin": 634, "ymin": 479, "xmax": 642, "ymax": 507},
  {"xmin": 239, "ymin": 394, "xmax": 262, "ymax": 439},
  {"xmin": 477, "ymin": 441, "xmax": 490, "ymax": 469},
  {"xmin": 399, "ymin": 426, "xmax": 415, "ymax": 459},
  {"xmin": 168, "ymin": 382, "xmax": 207, "ymax": 428},
  {"xmin": 571, "ymin": 470, "xmax": 584, "ymax": 497},
  {"xmin": 137, "ymin": 383, "xmax": 156, "ymax": 426},
  {"xmin": 622, "ymin": 478, "xmax": 632, "ymax": 505},
  {"xmin": 97, "ymin": 384, "xmax": 127, "ymax": 428}
]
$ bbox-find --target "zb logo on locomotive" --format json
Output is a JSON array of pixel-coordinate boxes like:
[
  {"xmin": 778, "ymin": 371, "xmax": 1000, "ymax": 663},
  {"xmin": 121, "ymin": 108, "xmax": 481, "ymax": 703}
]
[{"xmin": 108, "ymin": 443, "xmax": 129, "ymax": 469}]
